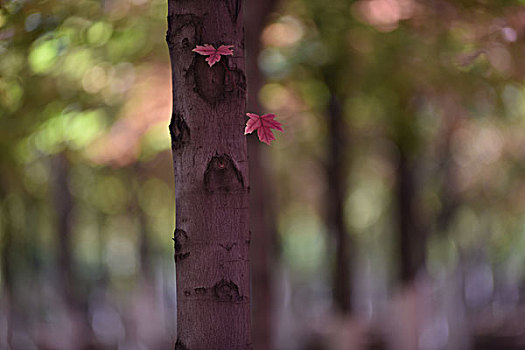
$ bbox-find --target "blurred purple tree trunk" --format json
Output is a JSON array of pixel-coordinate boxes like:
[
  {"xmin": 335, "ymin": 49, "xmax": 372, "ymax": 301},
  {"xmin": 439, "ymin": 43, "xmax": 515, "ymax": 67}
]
[
  {"xmin": 245, "ymin": 0, "xmax": 279, "ymax": 347},
  {"xmin": 435, "ymin": 105, "xmax": 461, "ymax": 234},
  {"xmin": 132, "ymin": 165, "xmax": 152, "ymax": 280},
  {"xmin": 52, "ymin": 154, "xmax": 76, "ymax": 311},
  {"xmin": 166, "ymin": 0, "xmax": 251, "ymax": 347},
  {"xmin": 51, "ymin": 154, "xmax": 93, "ymax": 348}
]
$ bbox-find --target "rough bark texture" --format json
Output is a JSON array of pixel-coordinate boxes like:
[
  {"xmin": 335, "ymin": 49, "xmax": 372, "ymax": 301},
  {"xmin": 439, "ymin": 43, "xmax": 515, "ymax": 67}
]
[
  {"xmin": 245, "ymin": 0, "xmax": 278, "ymax": 348},
  {"xmin": 326, "ymin": 94, "xmax": 352, "ymax": 313},
  {"xmin": 166, "ymin": 1, "xmax": 251, "ymax": 348}
]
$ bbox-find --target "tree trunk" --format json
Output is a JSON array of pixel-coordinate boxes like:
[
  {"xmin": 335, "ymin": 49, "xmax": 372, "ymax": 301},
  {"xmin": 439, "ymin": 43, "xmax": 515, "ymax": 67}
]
[
  {"xmin": 396, "ymin": 151, "xmax": 425, "ymax": 284},
  {"xmin": 435, "ymin": 102, "xmax": 461, "ymax": 234},
  {"xmin": 51, "ymin": 154, "xmax": 95, "ymax": 348},
  {"xmin": 51, "ymin": 154, "xmax": 76, "ymax": 311},
  {"xmin": 166, "ymin": 1, "xmax": 251, "ymax": 348},
  {"xmin": 326, "ymin": 94, "xmax": 352, "ymax": 314},
  {"xmin": 0, "ymin": 182, "xmax": 13, "ymax": 348},
  {"xmin": 245, "ymin": 0, "xmax": 278, "ymax": 348},
  {"xmin": 132, "ymin": 165, "xmax": 152, "ymax": 280}
]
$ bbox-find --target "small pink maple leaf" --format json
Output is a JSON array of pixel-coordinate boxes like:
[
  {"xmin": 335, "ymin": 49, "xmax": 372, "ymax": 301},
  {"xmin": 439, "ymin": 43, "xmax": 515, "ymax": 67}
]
[
  {"xmin": 244, "ymin": 113, "xmax": 283, "ymax": 145},
  {"xmin": 192, "ymin": 44, "xmax": 234, "ymax": 66}
]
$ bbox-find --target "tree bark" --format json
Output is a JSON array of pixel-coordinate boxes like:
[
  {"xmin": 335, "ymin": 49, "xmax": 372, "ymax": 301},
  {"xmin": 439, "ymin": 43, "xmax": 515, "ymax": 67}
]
[
  {"xmin": 245, "ymin": 0, "xmax": 278, "ymax": 347},
  {"xmin": 166, "ymin": 1, "xmax": 251, "ymax": 348}
]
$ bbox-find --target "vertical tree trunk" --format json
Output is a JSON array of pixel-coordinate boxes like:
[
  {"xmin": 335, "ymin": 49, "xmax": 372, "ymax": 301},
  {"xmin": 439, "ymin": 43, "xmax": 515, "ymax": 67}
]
[
  {"xmin": 132, "ymin": 165, "xmax": 152, "ymax": 280},
  {"xmin": 166, "ymin": 1, "xmax": 251, "ymax": 348},
  {"xmin": 52, "ymin": 154, "xmax": 96, "ymax": 348},
  {"xmin": 396, "ymin": 151, "xmax": 425, "ymax": 284},
  {"xmin": 326, "ymin": 94, "xmax": 352, "ymax": 313},
  {"xmin": 51, "ymin": 154, "xmax": 76, "ymax": 311},
  {"xmin": 0, "ymin": 182, "xmax": 13, "ymax": 348},
  {"xmin": 245, "ymin": 0, "xmax": 278, "ymax": 348},
  {"xmin": 435, "ymin": 106, "xmax": 460, "ymax": 235}
]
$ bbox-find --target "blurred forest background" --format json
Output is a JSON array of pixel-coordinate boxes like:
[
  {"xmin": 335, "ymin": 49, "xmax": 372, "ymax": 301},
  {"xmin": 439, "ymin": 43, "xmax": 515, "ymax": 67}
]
[{"xmin": 2, "ymin": 0, "xmax": 525, "ymax": 349}]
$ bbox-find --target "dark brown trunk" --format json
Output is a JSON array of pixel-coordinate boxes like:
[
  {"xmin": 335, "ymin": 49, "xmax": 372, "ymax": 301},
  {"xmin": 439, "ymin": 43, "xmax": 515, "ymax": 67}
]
[
  {"xmin": 245, "ymin": 0, "xmax": 278, "ymax": 348},
  {"xmin": 166, "ymin": 1, "xmax": 251, "ymax": 347},
  {"xmin": 0, "ymin": 182, "xmax": 13, "ymax": 347},
  {"xmin": 396, "ymin": 151, "xmax": 425, "ymax": 284},
  {"xmin": 326, "ymin": 94, "xmax": 352, "ymax": 313},
  {"xmin": 51, "ymin": 154, "xmax": 76, "ymax": 311}
]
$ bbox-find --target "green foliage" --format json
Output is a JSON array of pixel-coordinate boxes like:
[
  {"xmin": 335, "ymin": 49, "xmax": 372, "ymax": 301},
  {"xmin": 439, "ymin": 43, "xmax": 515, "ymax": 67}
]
[
  {"xmin": 262, "ymin": 0, "xmax": 525, "ymax": 282},
  {"xmin": 0, "ymin": 0, "xmax": 171, "ymax": 303}
]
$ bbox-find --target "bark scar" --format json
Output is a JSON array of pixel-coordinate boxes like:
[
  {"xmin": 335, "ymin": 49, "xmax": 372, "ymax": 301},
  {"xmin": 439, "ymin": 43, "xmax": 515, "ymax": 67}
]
[
  {"xmin": 194, "ymin": 287, "xmax": 207, "ymax": 295},
  {"xmin": 223, "ymin": 0, "xmax": 242, "ymax": 24},
  {"xmin": 175, "ymin": 339, "xmax": 188, "ymax": 350},
  {"xmin": 166, "ymin": 14, "xmax": 203, "ymax": 50},
  {"xmin": 219, "ymin": 242, "xmax": 236, "ymax": 251},
  {"xmin": 169, "ymin": 112, "xmax": 190, "ymax": 150},
  {"xmin": 213, "ymin": 279, "xmax": 243, "ymax": 302},
  {"xmin": 203, "ymin": 154, "xmax": 244, "ymax": 193},
  {"xmin": 173, "ymin": 228, "xmax": 190, "ymax": 262}
]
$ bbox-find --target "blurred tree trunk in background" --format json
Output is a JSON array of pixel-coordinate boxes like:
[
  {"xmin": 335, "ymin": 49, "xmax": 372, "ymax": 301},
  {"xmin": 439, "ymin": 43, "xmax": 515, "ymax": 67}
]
[
  {"xmin": 132, "ymin": 165, "xmax": 152, "ymax": 280},
  {"xmin": 166, "ymin": 0, "xmax": 251, "ymax": 348},
  {"xmin": 326, "ymin": 94, "xmax": 352, "ymax": 313},
  {"xmin": 51, "ymin": 154, "xmax": 95, "ymax": 347},
  {"xmin": 305, "ymin": 0, "xmax": 356, "ymax": 315},
  {"xmin": 52, "ymin": 154, "xmax": 95, "ymax": 348},
  {"xmin": 396, "ymin": 149, "xmax": 425, "ymax": 285},
  {"xmin": 0, "ymin": 183, "xmax": 13, "ymax": 348},
  {"xmin": 246, "ymin": 0, "xmax": 279, "ymax": 348},
  {"xmin": 391, "ymin": 91, "xmax": 427, "ymax": 286},
  {"xmin": 435, "ymin": 101, "xmax": 461, "ymax": 235},
  {"xmin": 52, "ymin": 154, "xmax": 76, "ymax": 311},
  {"xmin": 138, "ymin": 202, "xmax": 151, "ymax": 279}
]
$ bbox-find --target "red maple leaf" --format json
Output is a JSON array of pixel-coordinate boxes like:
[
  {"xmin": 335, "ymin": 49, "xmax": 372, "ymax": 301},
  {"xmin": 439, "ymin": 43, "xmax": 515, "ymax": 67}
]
[
  {"xmin": 192, "ymin": 44, "xmax": 234, "ymax": 66},
  {"xmin": 244, "ymin": 113, "xmax": 283, "ymax": 145}
]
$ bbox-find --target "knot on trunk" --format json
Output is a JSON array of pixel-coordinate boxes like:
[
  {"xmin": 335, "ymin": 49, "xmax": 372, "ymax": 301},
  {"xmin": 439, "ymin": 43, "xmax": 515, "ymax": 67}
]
[
  {"xmin": 173, "ymin": 229, "xmax": 190, "ymax": 262},
  {"xmin": 166, "ymin": 14, "xmax": 202, "ymax": 51},
  {"xmin": 204, "ymin": 154, "xmax": 244, "ymax": 193},
  {"xmin": 169, "ymin": 113, "xmax": 190, "ymax": 150},
  {"xmin": 175, "ymin": 339, "xmax": 188, "ymax": 350},
  {"xmin": 213, "ymin": 279, "xmax": 243, "ymax": 302},
  {"xmin": 224, "ymin": 0, "xmax": 242, "ymax": 23}
]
